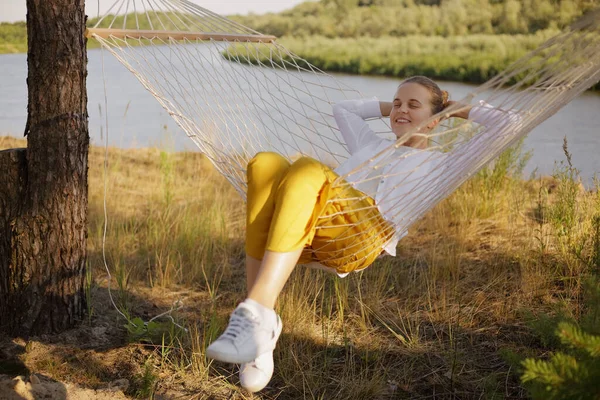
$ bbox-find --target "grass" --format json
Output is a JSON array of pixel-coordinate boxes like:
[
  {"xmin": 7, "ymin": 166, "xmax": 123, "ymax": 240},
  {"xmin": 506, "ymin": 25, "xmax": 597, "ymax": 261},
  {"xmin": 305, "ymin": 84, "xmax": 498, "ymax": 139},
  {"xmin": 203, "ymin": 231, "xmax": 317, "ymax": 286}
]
[{"xmin": 0, "ymin": 134, "xmax": 599, "ymax": 398}]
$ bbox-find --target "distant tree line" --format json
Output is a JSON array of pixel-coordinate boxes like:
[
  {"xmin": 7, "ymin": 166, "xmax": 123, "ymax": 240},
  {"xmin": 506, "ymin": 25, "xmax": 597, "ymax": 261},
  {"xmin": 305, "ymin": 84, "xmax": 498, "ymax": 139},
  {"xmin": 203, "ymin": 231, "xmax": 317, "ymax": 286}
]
[
  {"xmin": 230, "ymin": 0, "xmax": 596, "ymax": 38},
  {"xmin": 0, "ymin": 21, "xmax": 27, "ymax": 53},
  {"xmin": 1, "ymin": 1, "xmax": 596, "ymax": 54}
]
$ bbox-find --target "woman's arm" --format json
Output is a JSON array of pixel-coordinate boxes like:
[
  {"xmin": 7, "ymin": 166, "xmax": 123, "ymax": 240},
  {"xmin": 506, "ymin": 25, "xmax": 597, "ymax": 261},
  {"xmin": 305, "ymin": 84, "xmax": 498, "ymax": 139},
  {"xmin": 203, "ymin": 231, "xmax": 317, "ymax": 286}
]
[
  {"xmin": 449, "ymin": 100, "xmax": 523, "ymax": 155},
  {"xmin": 379, "ymin": 101, "xmax": 392, "ymax": 117},
  {"xmin": 444, "ymin": 100, "xmax": 472, "ymax": 120},
  {"xmin": 333, "ymin": 98, "xmax": 386, "ymax": 154},
  {"xmin": 468, "ymin": 101, "xmax": 521, "ymax": 131}
]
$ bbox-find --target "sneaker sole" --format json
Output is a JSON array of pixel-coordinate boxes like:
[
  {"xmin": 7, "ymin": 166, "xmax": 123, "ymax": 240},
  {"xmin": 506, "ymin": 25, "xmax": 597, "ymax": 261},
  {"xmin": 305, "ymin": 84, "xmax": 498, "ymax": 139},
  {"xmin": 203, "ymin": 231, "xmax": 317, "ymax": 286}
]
[{"xmin": 206, "ymin": 315, "xmax": 283, "ymax": 364}]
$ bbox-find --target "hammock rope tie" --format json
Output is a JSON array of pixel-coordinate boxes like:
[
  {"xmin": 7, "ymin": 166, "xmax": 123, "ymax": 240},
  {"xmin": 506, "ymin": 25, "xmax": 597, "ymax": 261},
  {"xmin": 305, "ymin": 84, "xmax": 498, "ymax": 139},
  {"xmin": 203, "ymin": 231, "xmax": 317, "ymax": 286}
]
[{"xmin": 89, "ymin": 0, "xmax": 600, "ymax": 268}]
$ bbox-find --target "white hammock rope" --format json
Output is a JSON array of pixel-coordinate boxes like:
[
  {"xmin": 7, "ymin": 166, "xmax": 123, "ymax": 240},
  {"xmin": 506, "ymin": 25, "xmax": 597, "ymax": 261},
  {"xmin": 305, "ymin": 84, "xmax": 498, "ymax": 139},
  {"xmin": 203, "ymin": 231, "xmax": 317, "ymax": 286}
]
[{"xmin": 88, "ymin": 1, "xmax": 600, "ymax": 267}]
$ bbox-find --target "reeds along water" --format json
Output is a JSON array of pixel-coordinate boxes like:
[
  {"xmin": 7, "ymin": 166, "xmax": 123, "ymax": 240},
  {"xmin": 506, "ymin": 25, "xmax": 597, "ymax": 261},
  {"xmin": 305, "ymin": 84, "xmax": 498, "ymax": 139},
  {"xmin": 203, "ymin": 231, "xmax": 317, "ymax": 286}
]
[{"xmin": 226, "ymin": 32, "xmax": 598, "ymax": 90}]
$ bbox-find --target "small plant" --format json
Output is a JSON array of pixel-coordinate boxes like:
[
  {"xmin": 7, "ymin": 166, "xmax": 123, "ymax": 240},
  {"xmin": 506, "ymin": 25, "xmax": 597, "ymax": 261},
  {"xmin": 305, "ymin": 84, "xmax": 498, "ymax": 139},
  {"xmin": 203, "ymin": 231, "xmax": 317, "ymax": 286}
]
[
  {"xmin": 114, "ymin": 259, "xmax": 131, "ymax": 314},
  {"xmin": 534, "ymin": 182, "xmax": 550, "ymax": 260},
  {"xmin": 132, "ymin": 361, "xmax": 158, "ymax": 399},
  {"xmin": 521, "ymin": 321, "xmax": 600, "ymax": 399},
  {"xmin": 522, "ymin": 278, "xmax": 600, "ymax": 399},
  {"xmin": 592, "ymin": 214, "xmax": 600, "ymax": 272},
  {"xmin": 547, "ymin": 137, "xmax": 580, "ymax": 239},
  {"xmin": 124, "ymin": 316, "xmax": 186, "ymax": 345}
]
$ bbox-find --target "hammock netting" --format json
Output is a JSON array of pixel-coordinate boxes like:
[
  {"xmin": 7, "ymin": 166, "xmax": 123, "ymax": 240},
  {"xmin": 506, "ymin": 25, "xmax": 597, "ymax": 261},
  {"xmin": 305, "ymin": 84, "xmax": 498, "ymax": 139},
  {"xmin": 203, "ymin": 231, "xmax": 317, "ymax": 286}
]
[{"xmin": 88, "ymin": 1, "xmax": 600, "ymax": 268}]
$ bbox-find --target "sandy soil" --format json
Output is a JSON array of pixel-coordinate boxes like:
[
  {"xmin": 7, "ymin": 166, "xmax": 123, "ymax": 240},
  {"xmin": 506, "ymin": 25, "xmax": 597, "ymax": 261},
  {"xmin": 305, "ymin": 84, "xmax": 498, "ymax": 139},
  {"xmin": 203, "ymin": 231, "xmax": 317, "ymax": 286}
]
[{"xmin": 0, "ymin": 374, "xmax": 128, "ymax": 400}]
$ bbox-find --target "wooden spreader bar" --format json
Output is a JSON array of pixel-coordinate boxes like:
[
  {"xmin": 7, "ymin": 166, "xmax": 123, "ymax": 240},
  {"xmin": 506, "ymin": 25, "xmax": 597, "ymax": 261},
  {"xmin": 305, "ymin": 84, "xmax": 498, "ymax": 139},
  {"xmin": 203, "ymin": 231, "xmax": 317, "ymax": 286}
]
[{"xmin": 86, "ymin": 28, "xmax": 277, "ymax": 43}]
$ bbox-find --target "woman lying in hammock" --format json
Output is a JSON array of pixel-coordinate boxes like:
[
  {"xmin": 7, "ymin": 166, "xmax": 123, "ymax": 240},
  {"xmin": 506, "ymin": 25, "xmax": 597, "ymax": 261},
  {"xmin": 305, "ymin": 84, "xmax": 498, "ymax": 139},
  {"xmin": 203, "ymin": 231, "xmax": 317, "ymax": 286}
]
[{"xmin": 206, "ymin": 75, "xmax": 520, "ymax": 392}]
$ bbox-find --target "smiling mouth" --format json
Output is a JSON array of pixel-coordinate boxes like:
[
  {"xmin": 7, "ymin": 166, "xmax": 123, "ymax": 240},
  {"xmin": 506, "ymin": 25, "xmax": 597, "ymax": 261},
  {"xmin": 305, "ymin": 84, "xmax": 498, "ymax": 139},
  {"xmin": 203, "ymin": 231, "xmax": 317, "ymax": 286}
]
[{"xmin": 395, "ymin": 118, "xmax": 411, "ymax": 124}]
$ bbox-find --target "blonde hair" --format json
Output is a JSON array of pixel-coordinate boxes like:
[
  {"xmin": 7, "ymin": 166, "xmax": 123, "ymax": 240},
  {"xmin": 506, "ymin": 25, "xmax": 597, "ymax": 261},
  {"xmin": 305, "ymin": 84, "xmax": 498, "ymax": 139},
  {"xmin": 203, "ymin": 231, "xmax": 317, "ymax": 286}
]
[{"xmin": 400, "ymin": 76, "xmax": 449, "ymax": 114}]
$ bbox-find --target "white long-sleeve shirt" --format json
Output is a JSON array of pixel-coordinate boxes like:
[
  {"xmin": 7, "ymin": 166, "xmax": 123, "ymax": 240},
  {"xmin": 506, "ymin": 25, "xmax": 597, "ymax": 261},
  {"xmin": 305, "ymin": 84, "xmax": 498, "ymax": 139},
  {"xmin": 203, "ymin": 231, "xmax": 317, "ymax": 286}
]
[{"xmin": 333, "ymin": 97, "xmax": 522, "ymax": 257}]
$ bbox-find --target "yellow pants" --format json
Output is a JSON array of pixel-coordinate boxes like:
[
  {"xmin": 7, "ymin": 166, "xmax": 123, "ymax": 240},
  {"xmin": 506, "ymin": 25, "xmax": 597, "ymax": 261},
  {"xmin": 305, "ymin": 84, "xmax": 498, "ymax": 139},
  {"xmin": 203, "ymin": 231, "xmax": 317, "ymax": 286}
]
[{"xmin": 245, "ymin": 152, "xmax": 394, "ymax": 274}]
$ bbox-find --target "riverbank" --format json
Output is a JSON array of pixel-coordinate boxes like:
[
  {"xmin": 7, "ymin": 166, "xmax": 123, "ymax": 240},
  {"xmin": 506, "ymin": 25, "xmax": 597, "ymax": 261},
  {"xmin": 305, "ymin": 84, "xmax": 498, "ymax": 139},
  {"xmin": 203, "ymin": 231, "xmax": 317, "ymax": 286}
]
[
  {"xmin": 4, "ymin": 31, "xmax": 599, "ymax": 90},
  {"xmin": 1, "ymin": 135, "xmax": 598, "ymax": 398}
]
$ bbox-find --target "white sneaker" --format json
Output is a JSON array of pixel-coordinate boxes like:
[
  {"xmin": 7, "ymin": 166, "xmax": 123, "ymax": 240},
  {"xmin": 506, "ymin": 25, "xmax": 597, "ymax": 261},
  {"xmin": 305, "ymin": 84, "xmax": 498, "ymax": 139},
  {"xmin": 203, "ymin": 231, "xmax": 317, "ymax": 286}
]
[
  {"xmin": 239, "ymin": 350, "xmax": 274, "ymax": 392},
  {"xmin": 205, "ymin": 302, "xmax": 282, "ymax": 364}
]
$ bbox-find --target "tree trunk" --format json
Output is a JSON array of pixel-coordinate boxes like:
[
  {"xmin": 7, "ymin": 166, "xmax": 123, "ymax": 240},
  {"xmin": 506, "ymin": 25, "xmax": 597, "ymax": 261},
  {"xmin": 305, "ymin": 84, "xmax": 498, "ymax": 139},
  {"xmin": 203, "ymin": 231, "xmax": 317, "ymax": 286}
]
[
  {"xmin": 0, "ymin": 0, "xmax": 89, "ymax": 336},
  {"xmin": 0, "ymin": 149, "xmax": 28, "ymax": 329}
]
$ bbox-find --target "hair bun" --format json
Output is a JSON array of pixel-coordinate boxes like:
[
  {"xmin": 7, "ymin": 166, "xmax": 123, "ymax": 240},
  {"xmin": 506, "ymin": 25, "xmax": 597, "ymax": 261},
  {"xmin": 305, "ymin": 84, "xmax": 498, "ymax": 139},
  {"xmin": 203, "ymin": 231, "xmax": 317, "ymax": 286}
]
[{"xmin": 441, "ymin": 90, "xmax": 450, "ymax": 107}]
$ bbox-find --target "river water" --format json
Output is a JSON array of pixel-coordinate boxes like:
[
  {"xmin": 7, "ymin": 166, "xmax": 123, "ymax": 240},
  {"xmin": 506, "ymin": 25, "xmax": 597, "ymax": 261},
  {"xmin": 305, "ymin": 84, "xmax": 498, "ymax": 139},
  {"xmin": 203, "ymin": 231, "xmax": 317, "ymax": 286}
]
[{"xmin": 1, "ymin": 48, "xmax": 599, "ymax": 184}]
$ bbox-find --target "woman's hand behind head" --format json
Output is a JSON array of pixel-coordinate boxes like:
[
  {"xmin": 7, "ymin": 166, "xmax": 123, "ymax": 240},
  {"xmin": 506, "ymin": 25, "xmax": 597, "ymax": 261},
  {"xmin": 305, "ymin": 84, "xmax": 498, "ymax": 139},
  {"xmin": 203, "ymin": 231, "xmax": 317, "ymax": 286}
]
[{"xmin": 444, "ymin": 100, "xmax": 472, "ymax": 120}]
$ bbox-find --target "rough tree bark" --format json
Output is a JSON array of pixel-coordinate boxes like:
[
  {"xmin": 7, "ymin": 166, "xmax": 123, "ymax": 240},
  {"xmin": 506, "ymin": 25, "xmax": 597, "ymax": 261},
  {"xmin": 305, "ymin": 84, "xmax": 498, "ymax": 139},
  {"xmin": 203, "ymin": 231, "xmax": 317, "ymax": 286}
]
[{"xmin": 0, "ymin": 0, "xmax": 89, "ymax": 336}]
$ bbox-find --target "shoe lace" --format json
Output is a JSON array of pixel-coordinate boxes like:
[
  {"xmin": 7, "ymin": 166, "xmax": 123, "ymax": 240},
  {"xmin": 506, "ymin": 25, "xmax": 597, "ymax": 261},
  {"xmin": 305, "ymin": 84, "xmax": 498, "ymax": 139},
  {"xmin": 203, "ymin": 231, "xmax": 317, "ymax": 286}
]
[{"xmin": 222, "ymin": 307, "xmax": 259, "ymax": 341}]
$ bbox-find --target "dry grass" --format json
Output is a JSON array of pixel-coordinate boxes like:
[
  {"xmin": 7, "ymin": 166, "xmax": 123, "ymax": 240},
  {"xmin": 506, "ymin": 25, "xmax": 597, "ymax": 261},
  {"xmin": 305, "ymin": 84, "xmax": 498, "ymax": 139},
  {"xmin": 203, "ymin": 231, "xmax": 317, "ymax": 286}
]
[{"xmin": 1, "ymin": 135, "xmax": 598, "ymax": 399}]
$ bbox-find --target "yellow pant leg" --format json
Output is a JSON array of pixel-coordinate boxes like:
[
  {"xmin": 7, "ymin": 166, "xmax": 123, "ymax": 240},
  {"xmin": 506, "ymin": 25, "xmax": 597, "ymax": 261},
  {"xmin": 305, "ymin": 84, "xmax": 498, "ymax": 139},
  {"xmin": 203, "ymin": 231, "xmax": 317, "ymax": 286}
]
[
  {"xmin": 245, "ymin": 152, "xmax": 291, "ymax": 259},
  {"xmin": 265, "ymin": 156, "xmax": 333, "ymax": 253}
]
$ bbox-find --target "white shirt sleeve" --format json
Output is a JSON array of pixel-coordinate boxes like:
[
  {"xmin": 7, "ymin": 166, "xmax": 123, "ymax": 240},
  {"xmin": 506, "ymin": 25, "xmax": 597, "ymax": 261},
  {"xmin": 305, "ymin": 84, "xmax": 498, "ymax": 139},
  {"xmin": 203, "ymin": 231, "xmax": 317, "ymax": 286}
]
[
  {"xmin": 452, "ymin": 100, "xmax": 523, "ymax": 156},
  {"xmin": 332, "ymin": 97, "xmax": 385, "ymax": 155},
  {"xmin": 469, "ymin": 100, "xmax": 522, "ymax": 130}
]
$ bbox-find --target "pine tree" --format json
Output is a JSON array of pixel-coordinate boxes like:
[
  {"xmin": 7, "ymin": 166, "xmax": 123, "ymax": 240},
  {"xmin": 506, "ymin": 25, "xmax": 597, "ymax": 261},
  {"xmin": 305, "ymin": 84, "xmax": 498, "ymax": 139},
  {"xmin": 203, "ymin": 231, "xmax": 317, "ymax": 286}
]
[{"xmin": 522, "ymin": 279, "xmax": 600, "ymax": 399}]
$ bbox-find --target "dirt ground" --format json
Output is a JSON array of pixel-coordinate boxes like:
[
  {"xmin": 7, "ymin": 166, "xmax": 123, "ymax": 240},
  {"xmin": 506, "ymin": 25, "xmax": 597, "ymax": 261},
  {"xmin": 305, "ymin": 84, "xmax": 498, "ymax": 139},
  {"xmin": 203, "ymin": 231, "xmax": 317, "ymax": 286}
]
[
  {"xmin": 0, "ymin": 374, "xmax": 129, "ymax": 400},
  {"xmin": 0, "ymin": 281, "xmax": 230, "ymax": 400},
  {"xmin": 0, "ymin": 283, "xmax": 130, "ymax": 399}
]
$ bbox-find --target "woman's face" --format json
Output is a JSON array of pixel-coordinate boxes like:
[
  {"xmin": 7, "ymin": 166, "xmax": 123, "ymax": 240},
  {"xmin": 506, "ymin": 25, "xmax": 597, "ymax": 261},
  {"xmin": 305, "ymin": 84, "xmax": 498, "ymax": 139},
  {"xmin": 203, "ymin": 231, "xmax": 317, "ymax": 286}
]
[{"xmin": 390, "ymin": 82, "xmax": 436, "ymax": 139}]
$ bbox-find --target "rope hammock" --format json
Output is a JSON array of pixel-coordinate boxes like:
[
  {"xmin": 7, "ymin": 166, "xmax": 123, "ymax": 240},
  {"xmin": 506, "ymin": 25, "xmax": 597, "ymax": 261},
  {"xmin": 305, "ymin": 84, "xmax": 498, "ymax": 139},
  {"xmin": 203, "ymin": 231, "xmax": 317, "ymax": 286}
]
[{"xmin": 87, "ymin": 1, "xmax": 600, "ymax": 268}]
